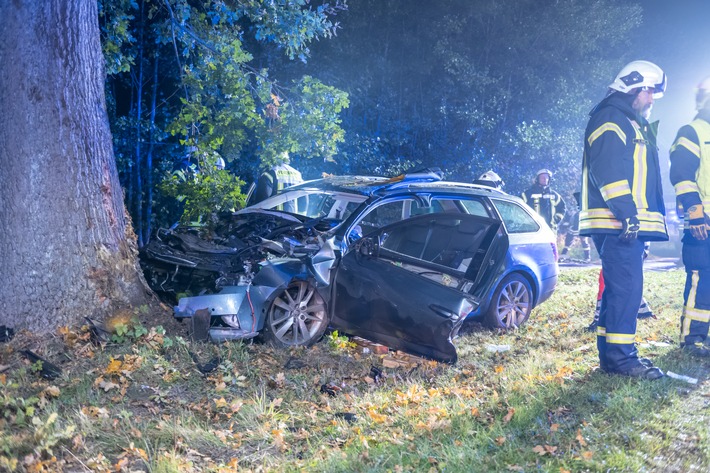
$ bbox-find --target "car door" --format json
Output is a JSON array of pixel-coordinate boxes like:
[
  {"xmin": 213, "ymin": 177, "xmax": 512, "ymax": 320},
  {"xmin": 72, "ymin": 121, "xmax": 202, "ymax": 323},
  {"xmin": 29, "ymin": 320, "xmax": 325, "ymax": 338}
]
[{"xmin": 330, "ymin": 213, "xmax": 508, "ymax": 363}]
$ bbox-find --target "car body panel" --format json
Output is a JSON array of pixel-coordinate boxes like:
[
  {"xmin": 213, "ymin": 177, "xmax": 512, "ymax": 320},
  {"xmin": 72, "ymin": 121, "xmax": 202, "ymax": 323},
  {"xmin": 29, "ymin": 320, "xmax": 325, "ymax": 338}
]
[
  {"xmin": 140, "ymin": 172, "xmax": 555, "ymax": 363},
  {"xmin": 331, "ymin": 213, "xmax": 508, "ymax": 362}
]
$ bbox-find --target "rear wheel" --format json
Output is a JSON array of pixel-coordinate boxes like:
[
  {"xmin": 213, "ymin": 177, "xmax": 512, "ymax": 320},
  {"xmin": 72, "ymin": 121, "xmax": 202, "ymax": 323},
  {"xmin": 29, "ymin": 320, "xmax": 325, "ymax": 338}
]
[
  {"xmin": 263, "ymin": 281, "xmax": 329, "ymax": 347},
  {"xmin": 484, "ymin": 273, "xmax": 532, "ymax": 329}
]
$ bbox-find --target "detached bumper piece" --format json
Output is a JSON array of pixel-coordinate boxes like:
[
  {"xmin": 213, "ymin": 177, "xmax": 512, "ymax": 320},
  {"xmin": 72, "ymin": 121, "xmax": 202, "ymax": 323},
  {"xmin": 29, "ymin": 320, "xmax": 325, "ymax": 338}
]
[{"xmin": 175, "ymin": 288, "xmax": 261, "ymax": 342}]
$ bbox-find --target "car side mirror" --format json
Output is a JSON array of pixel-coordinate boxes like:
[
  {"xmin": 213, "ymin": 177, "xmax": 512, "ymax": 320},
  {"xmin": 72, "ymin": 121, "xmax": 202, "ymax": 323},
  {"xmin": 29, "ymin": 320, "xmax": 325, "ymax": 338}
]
[{"xmin": 357, "ymin": 237, "xmax": 376, "ymax": 259}]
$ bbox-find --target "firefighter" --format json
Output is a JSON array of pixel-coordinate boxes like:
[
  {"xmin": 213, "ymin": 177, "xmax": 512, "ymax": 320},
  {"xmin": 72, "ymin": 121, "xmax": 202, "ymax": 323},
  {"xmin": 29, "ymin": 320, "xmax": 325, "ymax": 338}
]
[
  {"xmin": 670, "ymin": 75, "xmax": 710, "ymax": 357},
  {"xmin": 474, "ymin": 170, "xmax": 505, "ymax": 190},
  {"xmin": 580, "ymin": 60, "xmax": 668, "ymax": 380},
  {"xmin": 521, "ymin": 169, "xmax": 566, "ymax": 230},
  {"xmin": 559, "ymin": 191, "xmax": 591, "ymax": 262},
  {"xmin": 248, "ymin": 152, "xmax": 304, "ymax": 211}
]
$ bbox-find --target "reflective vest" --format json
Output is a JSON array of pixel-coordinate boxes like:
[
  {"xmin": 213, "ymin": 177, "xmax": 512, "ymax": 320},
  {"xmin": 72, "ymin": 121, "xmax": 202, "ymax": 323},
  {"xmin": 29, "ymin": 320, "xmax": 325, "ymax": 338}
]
[
  {"xmin": 273, "ymin": 163, "xmax": 303, "ymax": 192},
  {"xmin": 579, "ymin": 93, "xmax": 667, "ymax": 241},
  {"xmin": 670, "ymin": 116, "xmax": 710, "ymax": 227}
]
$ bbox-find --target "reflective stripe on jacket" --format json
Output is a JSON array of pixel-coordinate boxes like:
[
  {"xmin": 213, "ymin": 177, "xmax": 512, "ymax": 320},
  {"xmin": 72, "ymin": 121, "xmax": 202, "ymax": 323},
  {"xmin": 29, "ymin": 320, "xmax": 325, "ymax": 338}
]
[
  {"xmin": 273, "ymin": 164, "xmax": 303, "ymax": 192},
  {"xmin": 670, "ymin": 112, "xmax": 710, "ymax": 229},
  {"xmin": 521, "ymin": 185, "xmax": 566, "ymax": 228},
  {"xmin": 580, "ymin": 93, "xmax": 667, "ymax": 241}
]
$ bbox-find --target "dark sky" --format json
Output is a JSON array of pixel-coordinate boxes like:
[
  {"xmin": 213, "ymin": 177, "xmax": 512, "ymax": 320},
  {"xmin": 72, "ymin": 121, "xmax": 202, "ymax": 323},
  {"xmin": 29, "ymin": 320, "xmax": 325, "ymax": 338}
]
[{"xmin": 633, "ymin": 0, "xmax": 710, "ymax": 155}]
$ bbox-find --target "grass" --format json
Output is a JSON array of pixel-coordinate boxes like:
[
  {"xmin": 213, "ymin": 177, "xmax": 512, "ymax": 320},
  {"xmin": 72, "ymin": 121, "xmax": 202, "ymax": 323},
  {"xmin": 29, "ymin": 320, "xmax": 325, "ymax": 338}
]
[{"xmin": 1, "ymin": 265, "xmax": 708, "ymax": 472}]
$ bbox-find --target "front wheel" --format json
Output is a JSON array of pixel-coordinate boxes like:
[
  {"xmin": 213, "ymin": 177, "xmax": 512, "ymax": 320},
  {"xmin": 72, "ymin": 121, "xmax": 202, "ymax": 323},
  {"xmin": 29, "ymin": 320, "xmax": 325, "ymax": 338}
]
[
  {"xmin": 484, "ymin": 273, "xmax": 533, "ymax": 329},
  {"xmin": 263, "ymin": 281, "xmax": 329, "ymax": 347}
]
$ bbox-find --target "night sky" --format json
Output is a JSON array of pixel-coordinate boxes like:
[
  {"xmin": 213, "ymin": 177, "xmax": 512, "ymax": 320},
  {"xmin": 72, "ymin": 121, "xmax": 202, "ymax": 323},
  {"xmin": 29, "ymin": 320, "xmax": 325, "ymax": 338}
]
[{"xmin": 633, "ymin": 0, "xmax": 710, "ymax": 163}]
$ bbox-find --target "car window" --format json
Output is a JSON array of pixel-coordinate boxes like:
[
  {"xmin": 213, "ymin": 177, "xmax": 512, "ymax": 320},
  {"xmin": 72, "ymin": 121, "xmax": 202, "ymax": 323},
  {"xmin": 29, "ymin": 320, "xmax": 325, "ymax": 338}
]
[
  {"xmin": 459, "ymin": 199, "xmax": 489, "ymax": 217},
  {"xmin": 356, "ymin": 200, "xmax": 408, "ymax": 236},
  {"xmin": 492, "ymin": 199, "xmax": 540, "ymax": 233},
  {"xmin": 380, "ymin": 215, "xmax": 490, "ymax": 273},
  {"xmin": 254, "ymin": 190, "xmax": 366, "ymax": 220}
]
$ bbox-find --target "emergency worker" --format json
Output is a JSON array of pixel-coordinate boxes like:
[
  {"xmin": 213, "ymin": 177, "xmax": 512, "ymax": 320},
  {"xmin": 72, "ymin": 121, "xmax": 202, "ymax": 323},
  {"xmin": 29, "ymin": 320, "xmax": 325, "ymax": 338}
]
[
  {"xmin": 473, "ymin": 170, "xmax": 505, "ymax": 190},
  {"xmin": 669, "ymin": 75, "xmax": 710, "ymax": 357},
  {"xmin": 580, "ymin": 60, "xmax": 668, "ymax": 380},
  {"xmin": 559, "ymin": 191, "xmax": 591, "ymax": 262},
  {"xmin": 521, "ymin": 169, "xmax": 566, "ymax": 230},
  {"xmin": 249, "ymin": 152, "xmax": 304, "ymax": 211}
]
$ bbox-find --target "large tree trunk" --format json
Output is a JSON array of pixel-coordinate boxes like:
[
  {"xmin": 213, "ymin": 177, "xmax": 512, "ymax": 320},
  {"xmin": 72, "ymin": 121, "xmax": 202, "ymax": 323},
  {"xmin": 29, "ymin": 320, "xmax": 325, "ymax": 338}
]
[{"xmin": 0, "ymin": 0, "xmax": 148, "ymax": 332}]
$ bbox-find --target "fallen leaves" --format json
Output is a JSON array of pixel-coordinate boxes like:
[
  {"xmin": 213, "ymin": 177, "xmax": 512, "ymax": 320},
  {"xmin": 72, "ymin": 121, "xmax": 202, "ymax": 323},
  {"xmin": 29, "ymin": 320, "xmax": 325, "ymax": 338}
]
[{"xmin": 532, "ymin": 444, "xmax": 558, "ymax": 456}]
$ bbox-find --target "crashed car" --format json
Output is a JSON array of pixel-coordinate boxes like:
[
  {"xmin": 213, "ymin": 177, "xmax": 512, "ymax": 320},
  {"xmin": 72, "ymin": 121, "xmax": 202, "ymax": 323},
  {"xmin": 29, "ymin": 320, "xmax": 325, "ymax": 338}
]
[{"xmin": 141, "ymin": 170, "xmax": 558, "ymax": 362}]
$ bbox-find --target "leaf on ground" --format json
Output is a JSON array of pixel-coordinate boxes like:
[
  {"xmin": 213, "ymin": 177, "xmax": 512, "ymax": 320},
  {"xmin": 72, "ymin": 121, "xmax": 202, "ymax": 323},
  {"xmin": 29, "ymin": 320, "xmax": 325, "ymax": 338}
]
[
  {"xmin": 503, "ymin": 407, "xmax": 515, "ymax": 423},
  {"xmin": 532, "ymin": 444, "xmax": 557, "ymax": 456}
]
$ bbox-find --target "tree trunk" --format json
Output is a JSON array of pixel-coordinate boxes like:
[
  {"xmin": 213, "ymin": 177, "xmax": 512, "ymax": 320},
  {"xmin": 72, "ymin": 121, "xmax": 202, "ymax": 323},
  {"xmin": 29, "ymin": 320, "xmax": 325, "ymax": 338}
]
[{"xmin": 0, "ymin": 0, "xmax": 148, "ymax": 332}]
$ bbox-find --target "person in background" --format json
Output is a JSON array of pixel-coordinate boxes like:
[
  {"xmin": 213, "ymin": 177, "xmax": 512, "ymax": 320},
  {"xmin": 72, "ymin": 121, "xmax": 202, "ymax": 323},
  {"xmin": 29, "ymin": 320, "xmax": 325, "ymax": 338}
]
[
  {"xmin": 473, "ymin": 170, "xmax": 505, "ymax": 190},
  {"xmin": 559, "ymin": 191, "xmax": 591, "ymax": 262},
  {"xmin": 579, "ymin": 60, "xmax": 668, "ymax": 380},
  {"xmin": 522, "ymin": 169, "xmax": 566, "ymax": 231},
  {"xmin": 248, "ymin": 152, "xmax": 304, "ymax": 211},
  {"xmin": 669, "ymin": 75, "xmax": 710, "ymax": 357}
]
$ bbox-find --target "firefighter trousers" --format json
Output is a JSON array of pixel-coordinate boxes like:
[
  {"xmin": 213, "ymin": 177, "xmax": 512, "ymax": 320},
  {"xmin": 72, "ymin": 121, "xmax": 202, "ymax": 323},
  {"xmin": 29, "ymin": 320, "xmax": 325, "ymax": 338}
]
[
  {"xmin": 680, "ymin": 236, "xmax": 710, "ymax": 346},
  {"xmin": 591, "ymin": 235, "xmax": 645, "ymax": 371}
]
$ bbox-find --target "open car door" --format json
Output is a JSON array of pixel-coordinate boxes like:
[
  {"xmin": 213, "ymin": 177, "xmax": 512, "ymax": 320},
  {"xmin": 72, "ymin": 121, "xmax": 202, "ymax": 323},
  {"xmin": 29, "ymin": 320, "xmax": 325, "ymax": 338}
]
[{"xmin": 331, "ymin": 213, "xmax": 509, "ymax": 363}]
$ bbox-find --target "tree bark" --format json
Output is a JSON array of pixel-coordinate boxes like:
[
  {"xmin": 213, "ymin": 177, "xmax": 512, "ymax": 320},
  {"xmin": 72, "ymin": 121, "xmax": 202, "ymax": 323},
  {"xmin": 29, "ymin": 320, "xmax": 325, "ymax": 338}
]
[{"xmin": 0, "ymin": 0, "xmax": 148, "ymax": 332}]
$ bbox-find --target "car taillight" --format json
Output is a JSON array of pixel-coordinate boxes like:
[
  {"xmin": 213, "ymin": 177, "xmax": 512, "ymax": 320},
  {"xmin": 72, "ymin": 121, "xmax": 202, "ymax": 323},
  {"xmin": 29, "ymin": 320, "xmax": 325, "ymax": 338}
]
[{"xmin": 551, "ymin": 242, "xmax": 558, "ymax": 262}]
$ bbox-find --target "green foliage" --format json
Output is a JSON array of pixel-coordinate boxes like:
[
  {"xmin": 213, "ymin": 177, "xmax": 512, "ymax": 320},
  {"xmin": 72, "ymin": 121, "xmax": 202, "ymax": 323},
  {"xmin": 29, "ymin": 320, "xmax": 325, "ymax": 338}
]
[
  {"xmin": 159, "ymin": 161, "xmax": 246, "ymax": 225},
  {"xmin": 102, "ymin": 0, "xmax": 350, "ymax": 226},
  {"xmin": 111, "ymin": 317, "xmax": 149, "ymax": 343},
  {"xmin": 326, "ymin": 330, "xmax": 356, "ymax": 351},
  {"xmin": 0, "ymin": 381, "xmax": 75, "ymax": 469}
]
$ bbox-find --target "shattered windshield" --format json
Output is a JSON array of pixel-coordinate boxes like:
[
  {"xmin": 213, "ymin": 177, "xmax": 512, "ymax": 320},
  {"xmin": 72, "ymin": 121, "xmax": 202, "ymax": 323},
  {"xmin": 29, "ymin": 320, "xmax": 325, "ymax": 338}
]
[{"xmin": 245, "ymin": 189, "xmax": 367, "ymax": 222}]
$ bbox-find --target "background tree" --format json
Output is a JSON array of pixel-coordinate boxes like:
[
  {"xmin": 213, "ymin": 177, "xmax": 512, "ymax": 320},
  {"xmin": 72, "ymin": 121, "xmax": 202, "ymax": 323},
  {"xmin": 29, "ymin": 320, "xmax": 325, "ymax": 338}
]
[
  {"xmin": 101, "ymin": 0, "xmax": 348, "ymax": 240},
  {"xmin": 297, "ymin": 0, "xmax": 642, "ymax": 198},
  {"xmin": 0, "ymin": 0, "xmax": 147, "ymax": 332}
]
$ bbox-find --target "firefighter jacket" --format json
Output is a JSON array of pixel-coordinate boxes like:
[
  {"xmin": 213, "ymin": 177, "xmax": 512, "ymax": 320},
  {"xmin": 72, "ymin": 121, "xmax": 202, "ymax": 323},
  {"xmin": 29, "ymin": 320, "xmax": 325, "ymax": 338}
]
[
  {"xmin": 580, "ymin": 92, "xmax": 668, "ymax": 241},
  {"xmin": 669, "ymin": 109, "xmax": 710, "ymax": 228},
  {"xmin": 251, "ymin": 163, "xmax": 304, "ymax": 204},
  {"xmin": 521, "ymin": 184, "xmax": 566, "ymax": 229}
]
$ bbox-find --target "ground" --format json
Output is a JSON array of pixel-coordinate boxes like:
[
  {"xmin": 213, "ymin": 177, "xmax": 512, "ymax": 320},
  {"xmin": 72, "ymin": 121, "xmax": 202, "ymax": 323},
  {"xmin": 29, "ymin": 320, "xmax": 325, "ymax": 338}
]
[{"xmin": 0, "ymin": 266, "xmax": 708, "ymax": 472}]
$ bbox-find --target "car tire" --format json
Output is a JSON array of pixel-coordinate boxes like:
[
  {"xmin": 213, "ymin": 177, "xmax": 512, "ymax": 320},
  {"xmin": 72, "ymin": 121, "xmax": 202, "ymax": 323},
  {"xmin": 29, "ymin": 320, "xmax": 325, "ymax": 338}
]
[
  {"xmin": 263, "ymin": 280, "xmax": 329, "ymax": 347},
  {"xmin": 484, "ymin": 273, "xmax": 532, "ymax": 329}
]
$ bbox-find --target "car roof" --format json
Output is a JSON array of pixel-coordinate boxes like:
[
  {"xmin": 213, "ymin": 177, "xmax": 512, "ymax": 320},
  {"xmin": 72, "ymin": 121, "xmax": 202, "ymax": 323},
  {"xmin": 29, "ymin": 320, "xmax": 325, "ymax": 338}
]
[{"xmin": 289, "ymin": 174, "xmax": 513, "ymax": 200}]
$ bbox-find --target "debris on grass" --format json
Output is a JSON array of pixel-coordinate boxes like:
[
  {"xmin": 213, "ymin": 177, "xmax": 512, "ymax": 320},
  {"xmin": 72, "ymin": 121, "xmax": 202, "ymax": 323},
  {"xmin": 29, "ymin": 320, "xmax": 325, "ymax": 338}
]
[{"xmin": 666, "ymin": 371, "xmax": 699, "ymax": 384}]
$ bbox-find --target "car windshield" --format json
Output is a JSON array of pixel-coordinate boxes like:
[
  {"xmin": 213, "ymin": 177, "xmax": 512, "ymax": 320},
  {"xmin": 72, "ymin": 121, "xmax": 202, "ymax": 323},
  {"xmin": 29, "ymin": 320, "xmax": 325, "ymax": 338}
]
[{"xmin": 245, "ymin": 188, "xmax": 368, "ymax": 223}]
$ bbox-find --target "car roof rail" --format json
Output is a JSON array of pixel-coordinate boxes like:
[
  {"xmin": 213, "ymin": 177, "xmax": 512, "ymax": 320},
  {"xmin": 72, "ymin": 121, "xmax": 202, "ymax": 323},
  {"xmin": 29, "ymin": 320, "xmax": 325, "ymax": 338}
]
[{"xmin": 386, "ymin": 167, "xmax": 444, "ymax": 189}]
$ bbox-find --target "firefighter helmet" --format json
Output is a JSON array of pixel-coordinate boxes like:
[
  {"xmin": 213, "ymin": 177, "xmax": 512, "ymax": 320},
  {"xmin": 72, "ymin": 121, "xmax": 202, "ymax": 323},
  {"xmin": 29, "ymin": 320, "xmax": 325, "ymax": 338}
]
[
  {"xmin": 608, "ymin": 60, "xmax": 667, "ymax": 98},
  {"xmin": 696, "ymin": 76, "xmax": 710, "ymax": 111},
  {"xmin": 475, "ymin": 170, "xmax": 504, "ymax": 189}
]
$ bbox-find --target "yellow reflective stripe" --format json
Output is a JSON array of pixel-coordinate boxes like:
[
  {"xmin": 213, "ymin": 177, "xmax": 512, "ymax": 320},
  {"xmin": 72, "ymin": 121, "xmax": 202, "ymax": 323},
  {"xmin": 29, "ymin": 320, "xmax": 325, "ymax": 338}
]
[
  {"xmin": 588, "ymin": 122, "xmax": 626, "ymax": 146},
  {"xmin": 581, "ymin": 208, "xmax": 615, "ymax": 218},
  {"xmin": 683, "ymin": 307, "xmax": 710, "ymax": 323},
  {"xmin": 674, "ymin": 180, "xmax": 700, "ymax": 196},
  {"xmin": 605, "ymin": 332, "xmax": 636, "ymax": 344},
  {"xmin": 597, "ymin": 326, "xmax": 606, "ymax": 336},
  {"xmin": 681, "ymin": 271, "xmax": 701, "ymax": 341},
  {"xmin": 671, "ymin": 136, "xmax": 701, "ymax": 157},
  {"xmin": 632, "ymin": 125, "xmax": 649, "ymax": 209},
  {"xmin": 600, "ymin": 180, "xmax": 632, "ymax": 200}
]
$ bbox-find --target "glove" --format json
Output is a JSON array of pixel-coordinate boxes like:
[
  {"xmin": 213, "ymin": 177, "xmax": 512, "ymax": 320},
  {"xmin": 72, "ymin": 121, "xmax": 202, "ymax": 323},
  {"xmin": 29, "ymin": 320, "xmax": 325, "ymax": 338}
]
[
  {"xmin": 619, "ymin": 216, "xmax": 640, "ymax": 241},
  {"xmin": 687, "ymin": 205, "xmax": 709, "ymax": 240}
]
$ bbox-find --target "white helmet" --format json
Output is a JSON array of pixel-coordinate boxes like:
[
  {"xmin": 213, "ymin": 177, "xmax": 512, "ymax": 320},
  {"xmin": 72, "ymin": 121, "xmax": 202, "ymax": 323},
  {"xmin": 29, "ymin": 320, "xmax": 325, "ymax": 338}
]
[
  {"xmin": 608, "ymin": 60, "xmax": 667, "ymax": 98},
  {"xmin": 475, "ymin": 170, "xmax": 504, "ymax": 189},
  {"xmin": 696, "ymin": 76, "xmax": 710, "ymax": 111},
  {"xmin": 536, "ymin": 168, "xmax": 552, "ymax": 179}
]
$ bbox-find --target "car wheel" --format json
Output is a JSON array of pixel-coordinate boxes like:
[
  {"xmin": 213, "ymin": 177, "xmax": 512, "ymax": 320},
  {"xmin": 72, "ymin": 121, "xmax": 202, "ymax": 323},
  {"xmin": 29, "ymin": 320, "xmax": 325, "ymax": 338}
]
[
  {"xmin": 263, "ymin": 281, "xmax": 329, "ymax": 347},
  {"xmin": 484, "ymin": 273, "xmax": 532, "ymax": 329}
]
